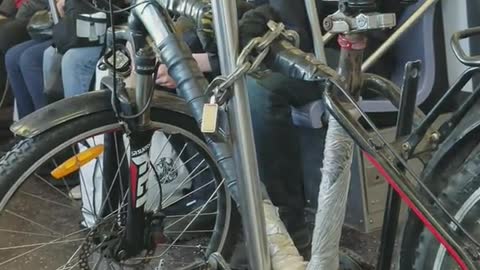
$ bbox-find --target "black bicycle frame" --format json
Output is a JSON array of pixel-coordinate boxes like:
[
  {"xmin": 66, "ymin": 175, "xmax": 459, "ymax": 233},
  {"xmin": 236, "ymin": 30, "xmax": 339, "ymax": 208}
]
[{"xmin": 323, "ymin": 37, "xmax": 480, "ymax": 269}]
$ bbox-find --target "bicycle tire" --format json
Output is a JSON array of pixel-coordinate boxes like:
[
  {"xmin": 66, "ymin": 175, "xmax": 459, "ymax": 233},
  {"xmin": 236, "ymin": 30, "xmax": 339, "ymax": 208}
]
[
  {"xmin": 0, "ymin": 108, "xmax": 239, "ymax": 269},
  {"xmin": 399, "ymin": 138, "xmax": 480, "ymax": 270},
  {"xmin": 402, "ymin": 144, "xmax": 480, "ymax": 269}
]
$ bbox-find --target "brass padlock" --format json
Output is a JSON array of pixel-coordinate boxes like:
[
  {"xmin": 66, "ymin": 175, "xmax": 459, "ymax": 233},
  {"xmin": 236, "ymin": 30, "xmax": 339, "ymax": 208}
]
[{"xmin": 201, "ymin": 96, "xmax": 219, "ymax": 133}]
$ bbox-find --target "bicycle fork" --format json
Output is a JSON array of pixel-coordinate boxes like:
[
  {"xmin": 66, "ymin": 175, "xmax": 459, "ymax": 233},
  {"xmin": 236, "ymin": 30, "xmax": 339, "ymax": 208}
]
[{"xmin": 123, "ymin": 24, "xmax": 157, "ymax": 256}]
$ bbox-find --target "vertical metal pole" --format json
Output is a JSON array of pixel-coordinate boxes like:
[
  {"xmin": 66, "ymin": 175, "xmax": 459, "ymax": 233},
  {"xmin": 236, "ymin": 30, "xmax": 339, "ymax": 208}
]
[
  {"xmin": 47, "ymin": 0, "xmax": 59, "ymax": 24},
  {"xmin": 305, "ymin": 0, "xmax": 328, "ymax": 63},
  {"xmin": 211, "ymin": 1, "xmax": 271, "ymax": 270},
  {"xmin": 376, "ymin": 61, "xmax": 420, "ymax": 270}
]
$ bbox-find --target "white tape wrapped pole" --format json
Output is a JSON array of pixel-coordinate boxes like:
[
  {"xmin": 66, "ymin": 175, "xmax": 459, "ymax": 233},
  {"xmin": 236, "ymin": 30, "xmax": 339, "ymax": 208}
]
[
  {"xmin": 264, "ymin": 200, "xmax": 307, "ymax": 270},
  {"xmin": 307, "ymin": 115, "xmax": 354, "ymax": 270}
]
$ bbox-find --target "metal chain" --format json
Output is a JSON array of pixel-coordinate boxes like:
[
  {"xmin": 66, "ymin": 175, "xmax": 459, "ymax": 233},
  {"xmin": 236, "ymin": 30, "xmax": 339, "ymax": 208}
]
[
  {"xmin": 206, "ymin": 21, "xmax": 296, "ymax": 105},
  {"xmin": 79, "ymin": 227, "xmax": 98, "ymax": 270}
]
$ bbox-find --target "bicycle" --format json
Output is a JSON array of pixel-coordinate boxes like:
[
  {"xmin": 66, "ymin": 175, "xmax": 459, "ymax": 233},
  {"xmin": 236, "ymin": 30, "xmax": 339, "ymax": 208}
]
[{"xmin": 0, "ymin": 0, "xmax": 480, "ymax": 269}]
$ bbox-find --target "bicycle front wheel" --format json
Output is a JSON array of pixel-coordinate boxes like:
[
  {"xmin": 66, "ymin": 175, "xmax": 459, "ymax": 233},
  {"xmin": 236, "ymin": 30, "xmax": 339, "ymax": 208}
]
[{"xmin": 0, "ymin": 108, "xmax": 237, "ymax": 269}]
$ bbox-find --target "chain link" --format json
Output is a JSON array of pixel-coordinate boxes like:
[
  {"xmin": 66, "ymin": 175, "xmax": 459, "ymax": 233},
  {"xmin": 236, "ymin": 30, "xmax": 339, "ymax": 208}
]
[{"xmin": 206, "ymin": 21, "xmax": 296, "ymax": 105}]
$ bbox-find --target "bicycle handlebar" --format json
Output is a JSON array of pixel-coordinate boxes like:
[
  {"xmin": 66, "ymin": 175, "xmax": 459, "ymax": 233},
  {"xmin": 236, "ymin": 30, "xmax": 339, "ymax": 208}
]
[{"xmin": 451, "ymin": 26, "xmax": 480, "ymax": 67}]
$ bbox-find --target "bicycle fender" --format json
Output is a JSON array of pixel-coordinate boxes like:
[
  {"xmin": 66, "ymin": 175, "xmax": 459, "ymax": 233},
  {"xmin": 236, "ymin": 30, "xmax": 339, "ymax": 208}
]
[{"xmin": 11, "ymin": 90, "xmax": 191, "ymax": 138}]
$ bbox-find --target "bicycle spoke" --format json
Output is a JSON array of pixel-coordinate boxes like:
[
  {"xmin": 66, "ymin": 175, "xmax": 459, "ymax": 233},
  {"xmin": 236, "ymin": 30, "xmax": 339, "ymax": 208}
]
[
  {"xmin": 0, "ymin": 228, "xmax": 58, "ymax": 238},
  {"xmin": 161, "ymin": 160, "xmax": 209, "ymax": 203},
  {"xmin": 112, "ymin": 134, "xmax": 127, "ymax": 203},
  {"xmin": 4, "ymin": 210, "xmax": 60, "ymax": 236},
  {"xmin": 163, "ymin": 230, "xmax": 214, "ymax": 233},
  {"xmin": 58, "ymin": 244, "xmax": 83, "ymax": 270},
  {"xmin": 57, "ymin": 261, "xmax": 79, "ymax": 270},
  {"xmin": 92, "ymin": 255, "xmax": 103, "ymax": 270},
  {"xmin": 0, "ymin": 238, "xmax": 85, "ymax": 250},
  {"xmin": 19, "ymin": 191, "xmax": 76, "ymax": 209},
  {"xmin": 151, "ymin": 142, "xmax": 190, "ymax": 188},
  {"xmin": 98, "ymin": 144, "xmax": 130, "ymax": 217},
  {"xmin": 79, "ymin": 168, "xmax": 97, "ymax": 220},
  {"xmin": 135, "ymin": 179, "xmax": 224, "ymax": 261},
  {"xmin": 0, "ymin": 235, "xmax": 85, "ymax": 267},
  {"xmin": 164, "ymin": 197, "xmax": 218, "ymax": 231},
  {"xmin": 52, "ymin": 155, "xmax": 72, "ymax": 192},
  {"xmin": 152, "ymin": 134, "xmax": 173, "ymax": 165},
  {"xmin": 163, "ymin": 178, "xmax": 215, "ymax": 208},
  {"xmin": 156, "ymin": 243, "xmax": 208, "ymax": 249},
  {"xmin": 165, "ymin": 212, "xmax": 217, "ymax": 218},
  {"xmin": 165, "ymin": 142, "xmax": 188, "ymax": 173},
  {"xmin": 0, "ymin": 206, "xmax": 124, "ymax": 266},
  {"xmin": 34, "ymin": 173, "xmax": 73, "ymax": 203}
]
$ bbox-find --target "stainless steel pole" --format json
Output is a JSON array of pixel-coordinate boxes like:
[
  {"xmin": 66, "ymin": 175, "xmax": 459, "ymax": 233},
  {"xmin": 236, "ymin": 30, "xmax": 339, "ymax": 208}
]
[
  {"xmin": 305, "ymin": 0, "xmax": 328, "ymax": 63},
  {"xmin": 211, "ymin": 1, "xmax": 272, "ymax": 270},
  {"xmin": 48, "ymin": 0, "xmax": 59, "ymax": 24},
  {"xmin": 323, "ymin": 32, "xmax": 335, "ymax": 45},
  {"xmin": 362, "ymin": 0, "xmax": 438, "ymax": 71}
]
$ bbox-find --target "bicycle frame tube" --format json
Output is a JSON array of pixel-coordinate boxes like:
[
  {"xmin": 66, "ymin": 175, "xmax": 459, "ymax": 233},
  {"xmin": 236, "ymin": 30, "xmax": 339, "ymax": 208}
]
[{"xmin": 211, "ymin": 1, "xmax": 271, "ymax": 270}]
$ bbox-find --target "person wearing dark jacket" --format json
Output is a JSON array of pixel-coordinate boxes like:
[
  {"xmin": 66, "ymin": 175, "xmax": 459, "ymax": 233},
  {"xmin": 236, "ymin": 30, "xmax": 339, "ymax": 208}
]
[{"xmin": 238, "ymin": 0, "xmax": 405, "ymax": 262}]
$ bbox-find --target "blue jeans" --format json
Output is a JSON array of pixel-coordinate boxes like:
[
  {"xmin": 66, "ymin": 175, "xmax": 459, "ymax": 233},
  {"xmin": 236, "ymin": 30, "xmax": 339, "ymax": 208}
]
[
  {"xmin": 5, "ymin": 39, "xmax": 52, "ymax": 118},
  {"xmin": 43, "ymin": 46, "xmax": 103, "ymax": 98}
]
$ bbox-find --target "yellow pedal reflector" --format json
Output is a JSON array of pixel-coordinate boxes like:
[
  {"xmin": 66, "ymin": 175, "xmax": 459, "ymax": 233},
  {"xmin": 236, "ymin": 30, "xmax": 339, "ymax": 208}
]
[{"xmin": 51, "ymin": 145, "xmax": 104, "ymax": 180}]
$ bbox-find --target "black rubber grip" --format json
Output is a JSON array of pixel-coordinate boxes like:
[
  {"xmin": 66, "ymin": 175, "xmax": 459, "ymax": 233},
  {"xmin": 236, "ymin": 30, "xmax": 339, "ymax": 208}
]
[{"xmin": 267, "ymin": 39, "xmax": 339, "ymax": 82}]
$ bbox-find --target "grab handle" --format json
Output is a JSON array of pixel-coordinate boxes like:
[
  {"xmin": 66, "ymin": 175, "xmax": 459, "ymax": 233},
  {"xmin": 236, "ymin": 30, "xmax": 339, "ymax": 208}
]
[{"xmin": 451, "ymin": 26, "xmax": 480, "ymax": 66}]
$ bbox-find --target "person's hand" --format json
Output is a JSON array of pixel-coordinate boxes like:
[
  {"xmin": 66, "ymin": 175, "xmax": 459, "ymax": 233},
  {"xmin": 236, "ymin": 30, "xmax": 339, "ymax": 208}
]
[
  {"xmin": 239, "ymin": 5, "xmax": 280, "ymax": 48},
  {"xmin": 155, "ymin": 64, "xmax": 177, "ymax": 89},
  {"xmin": 56, "ymin": 0, "xmax": 66, "ymax": 17}
]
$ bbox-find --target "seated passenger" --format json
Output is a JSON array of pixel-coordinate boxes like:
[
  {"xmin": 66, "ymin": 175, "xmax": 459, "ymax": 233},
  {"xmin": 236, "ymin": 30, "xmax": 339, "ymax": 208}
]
[
  {"xmin": 0, "ymin": 0, "xmax": 48, "ymax": 104},
  {"xmin": 43, "ymin": 0, "xmax": 127, "ymax": 99},
  {"xmin": 5, "ymin": 38, "xmax": 51, "ymax": 119}
]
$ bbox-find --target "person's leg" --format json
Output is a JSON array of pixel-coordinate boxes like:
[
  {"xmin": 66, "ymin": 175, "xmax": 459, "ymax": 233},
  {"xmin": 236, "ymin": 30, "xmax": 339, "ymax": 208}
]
[
  {"xmin": 61, "ymin": 46, "xmax": 103, "ymax": 98},
  {"xmin": 18, "ymin": 39, "xmax": 52, "ymax": 111},
  {"xmin": 5, "ymin": 40, "xmax": 40, "ymax": 118},
  {"xmin": 0, "ymin": 19, "xmax": 30, "ymax": 95},
  {"xmin": 247, "ymin": 72, "xmax": 323, "ymax": 249},
  {"xmin": 42, "ymin": 46, "xmax": 64, "ymax": 102}
]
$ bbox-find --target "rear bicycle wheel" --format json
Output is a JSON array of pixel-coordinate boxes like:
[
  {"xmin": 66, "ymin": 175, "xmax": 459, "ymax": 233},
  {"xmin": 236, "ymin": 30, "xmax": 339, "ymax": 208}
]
[
  {"xmin": 0, "ymin": 108, "xmax": 237, "ymax": 269},
  {"xmin": 401, "ymin": 146, "xmax": 480, "ymax": 269}
]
